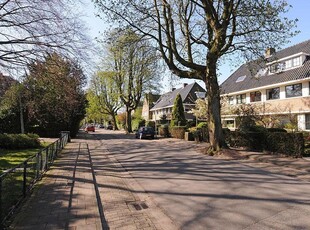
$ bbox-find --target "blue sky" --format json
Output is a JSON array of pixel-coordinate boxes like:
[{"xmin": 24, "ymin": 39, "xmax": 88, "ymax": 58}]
[{"xmin": 82, "ymin": 1, "xmax": 310, "ymax": 91}]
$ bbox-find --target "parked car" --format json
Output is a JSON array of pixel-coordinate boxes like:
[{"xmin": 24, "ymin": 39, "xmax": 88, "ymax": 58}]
[
  {"xmin": 98, "ymin": 124, "xmax": 105, "ymax": 128},
  {"xmin": 85, "ymin": 125, "xmax": 95, "ymax": 132},
  {"xmin": 135, "ymin": 126, "xmax": 155, "ymax": 139},
  {"xmin": 106, "ymin": 124, "xmax": 113, "ymax": 130}
]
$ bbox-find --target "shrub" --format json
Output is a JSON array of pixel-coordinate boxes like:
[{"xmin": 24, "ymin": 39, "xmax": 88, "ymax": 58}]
[
  {"xmin": 159, "ymin": 124, "xmax": 170, "ymax": 137},
  {"xmin": 146, "ymin": 121, "xmax": 155, "ymax": 129},
  {"xmin": 267, "ymin": 128, "xmax": 287, "ymax": 133},
  {"xmin": 248, "ymin": 125, "xmax": 267, "ymax": 133},
  {"xmin": 229, "ymin": 131, "xmax": 265, "ymax": 151},
  {"xmin": 170, "ymin": 126, "xmax": 186, "ymax": 139},
  {"xmin": 170, "ymin": 94, "xmax": 186, "ymax": 127},
  {"xmin": 265, "ymin": 132, "xmax": 304, "ymax": 157},
  {"xmin": 0, "ymin": 133, "xmax": 41, "ymax": 149},
  {"xmin": 197, "ymin": 122, "xmax": 208, "ymax": 142},
  {"xmin": 132, "ymin": 118, "xmax": 145, "ymax": 130},
  {"xmin": 222, "ymin": 128, "xmax": 231, "ymax": 145},
  {"xmin": 227, "ymin": 130, "xmax": 304, "ymax": 157}
]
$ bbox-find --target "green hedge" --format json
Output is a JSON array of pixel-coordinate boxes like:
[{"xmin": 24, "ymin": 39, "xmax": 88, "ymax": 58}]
[
  {"xmin": 158, "ymin": 125, "xmax": 170, "ymax": 137},
  {"xmin": 265, "ymin": 132, "xmax": 304, "ymax": 157},
  {"xmin": 229, "ymin": 131, "xmax": 265, "ymax": 151},
  {"xmin": 227, "ymin": 131, "xmax": 304, "ymax": 157},
  {"xmin": 0, "ymin": 133, "xmax": 41, "ymax": 149},
  {"xmin": 170, "ymin": 126, "xmax": 186, "ymax": 139}
]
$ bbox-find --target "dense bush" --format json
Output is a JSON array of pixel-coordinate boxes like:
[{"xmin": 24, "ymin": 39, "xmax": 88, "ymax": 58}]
[
  {"xmin": 267, "ymin": 128, "xmax": 287, "ymax": 133},
  {"xmin": 227, "ymin": 130, "xmax": 304, "ymax": 157},
  {"xmin": 0, "ymin": 133, "xmax": 41, "ymax": 149},
  {"xmin": 132, "ymin": 118, "xmax": 145, "ymax": 130},
  {"xmin": 170, "ymin": 126, "xmax": 186, "ymax": 139},
  {"xmin": 229, "ymin": 131, "xmax": 265, "ymax": 151},
  {"xmin": 170, "ymin": 94, "xmax": 186, "ymax": 127},
  {"xmin": 159, "ymin": 124, "xmax": 170, "ymax": 137},
  {"xmin": 265, "ymin": 132, "xmax": 304, "ymax": 157},
  {"xmin": 197, "ymin": 122, "xmax": 208, "ymax": 142},
  {"xmin": 222, "ymin": 128, "xmax": 231, "ymax": 145},
  {"xmin": 146, "ymin": 121, "xmax": 155, "ymax": 129}
]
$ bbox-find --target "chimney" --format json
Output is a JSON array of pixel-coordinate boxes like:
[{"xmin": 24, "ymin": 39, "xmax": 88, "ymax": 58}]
[
  {"xmin": 265, "ymin": 47, "xmax": 276, "ymax": 58},
  {"xmin": 183, "ymin": 83, "xmax": 188, "ymax": 88}
]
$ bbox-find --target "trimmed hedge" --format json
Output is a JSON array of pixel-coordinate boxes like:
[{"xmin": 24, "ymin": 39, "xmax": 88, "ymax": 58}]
[
  {"xmin": 170, "ymin": 126, "xmax": 186, "ymax": 139},
  {"xmin": 158, "ymin": 125, "xmax": 170, "ymax": 137},
  {"xmin": 265, "ymin": 132, "xmax": 304, "ymax": 157},
  {"xmin": 227, "ymin": 130, "xmax": 304, "ymax": 157},
  {"xmin": 0, "ymin": 133, "xmax": 41, "ymax": 149}
]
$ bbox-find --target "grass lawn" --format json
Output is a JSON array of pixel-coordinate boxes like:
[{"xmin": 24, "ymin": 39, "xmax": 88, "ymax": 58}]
[{"xmin": 0, "ymin": 142, "xmax": 51, "ymax": 172}]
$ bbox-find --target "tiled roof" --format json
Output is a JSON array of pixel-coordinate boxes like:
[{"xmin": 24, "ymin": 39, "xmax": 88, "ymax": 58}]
[
  {"xmin": 220, "ymin": 39, "xmax": 310, "ymax": 94},
  {"xmin": 150, "ymin": 82, "xmax": 206, "ymax": 110}
]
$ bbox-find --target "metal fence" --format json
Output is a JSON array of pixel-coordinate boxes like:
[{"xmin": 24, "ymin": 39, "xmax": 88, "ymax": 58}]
[{"xmin": 0, "ymin": 131, "xmax": 70, "ymax": 226}]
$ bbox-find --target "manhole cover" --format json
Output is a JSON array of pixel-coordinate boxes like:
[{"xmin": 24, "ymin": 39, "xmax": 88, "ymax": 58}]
[{"xmin": 126, "ymin": 201, "xmax": 149, "ymax": 211}]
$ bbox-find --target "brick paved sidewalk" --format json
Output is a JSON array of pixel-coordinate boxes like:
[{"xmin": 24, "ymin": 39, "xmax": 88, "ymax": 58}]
[{"xmin": 9, "ymin": 138, "xmax": 178, "ymax": 230}]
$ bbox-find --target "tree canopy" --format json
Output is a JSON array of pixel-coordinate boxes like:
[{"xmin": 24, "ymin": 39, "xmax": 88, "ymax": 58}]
[
  {"xmin": 106, "ymin": 29, "xmax": 161, "ymax": 132},
  {"xmin": 0, "ymin": 0, "xmax": 90, "ymax": 72},
  {"xmin": 93, "ymin": 0, "xmax": 298, "ymax": 151},
  {"xmin": 23, "ymin": 53, "xmax": 87, "ymax": 137},
  {"xmin": 88, "ymin": 71, "xmax": 122, "ymax": 130}
]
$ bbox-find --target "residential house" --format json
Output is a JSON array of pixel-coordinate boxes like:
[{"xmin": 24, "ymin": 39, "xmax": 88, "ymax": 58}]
[
  {"xmin": 149, "ymin": 82, "xmax": 206, "ymax": 123},
  {"xmin": 220, "ymin": 39, "xmax": 310, "ymax": 131},
  {"xmin": 141, "ymin": 93, "xmax": 161, "ymax": 121}
]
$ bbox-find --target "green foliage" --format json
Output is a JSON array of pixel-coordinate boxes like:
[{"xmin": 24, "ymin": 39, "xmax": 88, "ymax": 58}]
[
  {"xmin": 0, "ymin": 133, "xmax": 41, "ymax": 149},
  {"xmin": 247, "ymin": 125, "xmax": 267, "ymax": 133},
  {"xmin": 146, "ymin": 121, "xmax": 155, "ymax": 129},
  {"xmin": 267, "ymin": 128, "xmax": 287, "ymax": 133},
  {"xmin": 159, "ymin": 114, "xmax": 168, "ymax": 124},
  {"xmin": 107, "ymin": 29, "xmax": 161, "ymax": 132},
  {"xmin": 159, "ymin": 124, "xmax": 170, "ymax": 137},
  {"xmin": 197, "ymin": 122, "xmax": 208, "ymax": 129},
  {"xmin": 0, "ymin": 83, "xmax": 21, "ymax": 133},
  {"xmin": 229, "ymin": 131, "xmax": 265, "ymax": 151},
  {"xmin": 228, "ymin": 131, "xmax": 304, "ymax": 157},
  {"xmin": 87, "ymin": 71, "xmax": 122, "ymax": 129},
  {"xmin": 265, "ymin": 132, "xmax": 304, "ymax": 157},
  {"xmin": 170, "ymin": 94, "xmax": 186, "ymax": 127},
  {"xmin": 23, "ymin": 53, "xmax": 87, "ymax": 137},
  {"xmin": 132, "ymin": 118, "xmax": 145, "ymax": 130},
  {"xmin": 234, "ymin": 104, "xmax": 259, "ymax": 131},
  {"xmin": 170, "ymin": 126, "xmax": 186, "ymax": 139}
]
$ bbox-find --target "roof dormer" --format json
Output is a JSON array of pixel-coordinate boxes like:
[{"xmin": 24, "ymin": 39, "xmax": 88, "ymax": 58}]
[{"xmin": 266, "ymin": 52, "xmax": 309, "ymax": 75}]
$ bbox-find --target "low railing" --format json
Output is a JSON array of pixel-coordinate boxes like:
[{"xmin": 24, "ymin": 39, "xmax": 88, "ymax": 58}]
[{"xmin": 0, "ymin": 131, "xmax": 70, "ymax": 226}]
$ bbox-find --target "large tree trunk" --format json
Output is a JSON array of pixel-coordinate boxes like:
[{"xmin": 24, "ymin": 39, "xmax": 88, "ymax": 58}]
[
  {"xmin": 126, "ymin": 108, "xmax": 133, "ymax": 133},
  {"xmin": 206, "ymin": 54, "xmax": 224, "ymax": 152},
  {"xmin": 112, "ymin": 112, "xmax": 118, "ymax": 130}
]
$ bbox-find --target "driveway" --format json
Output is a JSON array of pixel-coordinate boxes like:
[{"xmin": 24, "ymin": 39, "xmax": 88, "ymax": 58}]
[{"xmin": 90, "ymin": 129, "xmax": 310, "ymax": 230}]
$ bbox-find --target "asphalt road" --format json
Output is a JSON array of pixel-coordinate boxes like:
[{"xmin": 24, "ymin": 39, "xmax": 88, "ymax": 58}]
[{"xmin": 90, "ymin": 129, "xmax": 310, "ymax": 230}]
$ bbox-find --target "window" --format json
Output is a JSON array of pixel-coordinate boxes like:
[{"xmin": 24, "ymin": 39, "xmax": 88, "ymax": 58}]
[
  {"xmin": 236, "ymin": 75, "xmax": 246, "ymax": 83},
  {"xmin": 228, "ymin": 96, "xmax": 234, "ymax": 105},
  {"xmin": 236, "ymin": 94, "xmax": 246, "ymax": 104},
  {"xmin": 306, "ymin": 114, "xmax": 310, "ymax": 130},
  {"xmin": 292, "ymin": 57, "xmax": 301, "ymax": 67},
  {"xmin": 224, "ymin": 120, "xmax": 235, "ymax": 128},
  {"xmin": 250, "ymin": 91, "xmax": 262, "ymax": 102},
  {"xmin": 285, "ymin": 59, "xmax": 292, "ymax": 69},
  {"xmin": 285, "ymin": 83, "xmax": 302, "ymax": 98},
  {"xmin": 266, "ymin": 87, "xmax": 280, "ymax": 100},
  {"xmin": 270, "ymin": 64, "xmax": 277, "ymax": 73}
]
